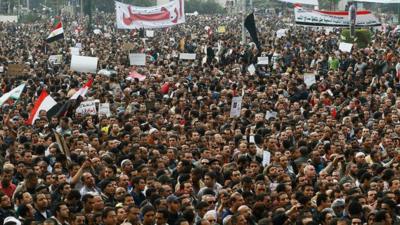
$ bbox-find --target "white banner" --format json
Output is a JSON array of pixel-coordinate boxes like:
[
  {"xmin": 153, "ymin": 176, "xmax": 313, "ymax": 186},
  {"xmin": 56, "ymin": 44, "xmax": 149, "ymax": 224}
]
[
  {"xmin": 278, "ymin": 0, "xmax": 319, "ymax": 5},
  {"xmin": 76, "ymin": 100, "xmax": 97, "ymax": 115},
  {"xmin": 70, "ymin": 47, "xmax": 80, "ymax": 56},
  {"xmin": 115, "ymin": 0, "xmax": 185, "ymax": 29},
  {"xmin": 71, "ymin": 56, "xmax": 98, "ymax": 73},
  {"xmin": 129, "ymin": 53, "xmax": 146, "ymax": 66},
  {"xmin": 294, "ymin": 6, "xmax": 381, "ymax": 27},
  {"xmin": 339, "ymin": 42, "xmax": 353, "ymax": 52},
  {"xmin": 230, "ymin": 96, "xmax": 242, "ymax": 118}
]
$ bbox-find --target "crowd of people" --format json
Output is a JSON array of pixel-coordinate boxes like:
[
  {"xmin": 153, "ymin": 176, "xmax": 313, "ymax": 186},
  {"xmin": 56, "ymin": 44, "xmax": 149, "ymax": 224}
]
[{"xmin": 0, "ymin": 5, "xmax": 400, "ymax": 225}]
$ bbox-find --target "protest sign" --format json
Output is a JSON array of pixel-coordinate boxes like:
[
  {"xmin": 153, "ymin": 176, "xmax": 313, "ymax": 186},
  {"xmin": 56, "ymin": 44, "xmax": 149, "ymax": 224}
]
[
  {"xmin": 7, "ymin": 64, "xmax": 25, "ymax": 76},
  {"xmin": 218, "ymin": 26, "xmax": 226, "ymax": 33},
  {"xmin": 339, "ymin": 42, "xmax": 353, "ymax": 52},
  {"xmin": 129, "ymin": 53, "xmax": 146, "ymax": 66},
  {"xmin": 179, "ymin": 53, "xmax": 196, "ymax": 60},
  {"xmin": 248, "ymin": 64, "xmax": 256, "ymax": 75},
  {"xmin": 70, "ymin": 47, "xmax": 80, "ymax": 56},
  {"xmin": 304, "ymin": 73, "xmax": 316, "ymax": 88},
  {"xmin": 146, "ymin": 30, "xmax": 155, "ymax": 37},
  {"xmin": 48, "ymin": 55, "xmax": 62, "ymax": 65},
  {"xmin": 76, "ymin": 100, "xmax": 97, "ymax": 115},
  {"xmin": 257, "ymin": 57, "xmax": 269, "ymax": 65},
  {"xmin": 122, "ymin": 42, "xmax": 135, "ymax": 51},
  {"xmin": 98, "ymin": 103, "xmax": 111, "ymax": 117},
  {"xmin": 230, "ymin": 96, "xmax": 242, "ymax": 118},
  {"xmin": 71, "ymin": 56, "xmax": 98, "ymax": 73}
]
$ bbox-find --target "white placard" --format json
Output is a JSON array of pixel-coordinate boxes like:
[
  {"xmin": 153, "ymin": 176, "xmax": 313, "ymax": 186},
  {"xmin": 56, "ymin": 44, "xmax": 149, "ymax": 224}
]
[
  {"xmin": 257, "ymin": 57, "xmax": 269, "ymax": 65},
  {"xmin": 0, "ymin": 66, "xmax": 3, "ymax": 73},
  {"xmin": 179, "ymin": 53, "xmax": 196, "ymax": 60},
  {"xmin": 70, "ymin": 47, "xmax": 80, "ymax": 56},
  {"xmin": 99, "ymin": 103, "xmax": 111, "ymax": 117},
  {"xmin": 75, "ymin": 43, "xmax": 82, "ymax": 49},
  {"xmin": 48, "ymin": 55, "xmax": 63, "ymax": 65},
  {"xmin": 248, "ymin": 64, "xmax": 256, "ymax": 75},
  {"xmin": 76, "ymin": 100, "xmax": 97, "ymax": 115},
  {"xmin": 129, "ymin": 53, "xmax": 146, "ymax": 66},
  {"xmin": 265, "ymin": 111, "xmax": 278, "ymax": 120},
  {"xmin": 262, "ymin": 150, "xmax": 271, "ymax": 166},
  {"xmin": 339, "ymin": 42, "xmax": 353, "ymax": 53},
  {"xmin": 304, "ymin": 73, "xmax": 316, "ymax": 88},
  {"xmin": 230, "ymin": 96, "xmax": 242, "ymax": 118},
  {"xmin": 70, "ymin": 55, "xmax": 98, "ymax": 73},
  {"xmin": 146, "ymin": 30, "xmax": 154, "ymax": 37},
  {"xmin": 276, "ymin": 29, "xmax": 288, "ymax": 38}
]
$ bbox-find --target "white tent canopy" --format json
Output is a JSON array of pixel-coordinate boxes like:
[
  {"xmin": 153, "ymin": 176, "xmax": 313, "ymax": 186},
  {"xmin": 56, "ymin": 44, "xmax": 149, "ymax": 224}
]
[
  {"xmin": 354, "ymin": 0, "xmax": 400, "ymax": 3},
  {"xmin": 278, "ymin": 0, "xmax": 319, "ymax": 6}
]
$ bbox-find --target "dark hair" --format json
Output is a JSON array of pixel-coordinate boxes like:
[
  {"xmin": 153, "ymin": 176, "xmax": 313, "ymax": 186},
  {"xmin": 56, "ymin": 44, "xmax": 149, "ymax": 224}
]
[
  {"xmin": 316, "ymin": 193, "xmax": 328, "ymax": 207},
  {"xmin": 157, "ymin": 208, "xmax": 169, "ymax": 220},
  {"xmin": 102, "ymin": 207, "xmax": 115, "ymax": 219},
  {"xmin": 175, "ymin": 217, "xmax": 189, "ymax": 225},
  {"xmin": 53, "ymin": 202, "xmax": 68, "ymax": 216},
  {"xmin": 141, "ymin": 204, "xmax": 155, "ymax": 216}
]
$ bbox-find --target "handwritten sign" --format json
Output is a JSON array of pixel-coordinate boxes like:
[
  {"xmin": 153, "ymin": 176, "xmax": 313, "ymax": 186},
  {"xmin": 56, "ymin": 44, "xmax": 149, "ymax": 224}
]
[
  {"xmin": 230, "ymin": 96, "xmax": 242, "ymax": 118},
  {"xmin": 76, "ymin": 100, "xmax": 97, "ymax": 115},
  {"xmin": 98, "ymin": 103, "xmax": 111, "ymax": 117}
]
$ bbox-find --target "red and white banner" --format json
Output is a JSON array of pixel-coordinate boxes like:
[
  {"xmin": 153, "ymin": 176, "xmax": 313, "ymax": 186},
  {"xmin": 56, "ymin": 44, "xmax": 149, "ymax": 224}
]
[
  {"xmin": 294, "ymin": 6, "xmax": 381, "ymax": 27},
  {"xmin": 115, "ymin": 0, "xmax": 185, "ymax": 29}
]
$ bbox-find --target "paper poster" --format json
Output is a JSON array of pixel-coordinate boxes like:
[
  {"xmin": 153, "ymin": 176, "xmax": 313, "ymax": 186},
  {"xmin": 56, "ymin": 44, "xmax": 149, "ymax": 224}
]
[
  {"xmin": 257, "ymin": 57, "xmax": 269, "ymax": 65},
  {"xmin": 7, "ymin": 64, "xmax": 24, "ymax": 76},
  {"xmin": 179, "ymin": 53, "xmax": 196, "ymax": 60},
  {"xmin": 70, "ymin": 47, "xmax": 80, "ymax": 56},
  {"xmin": 276, "ymin": 29, "xmax": 288, "ymax": 38},
  {"xmin": 70, "ymin": 55, "xmax": 98, "ymax": 73},
  {"xmin": 218, "ymin": 26, "xmax": 226, "ymax": 33},
  {"xmin": 129, "ymin": 53, "xmax": 146, "ymax": 66},
  {"xmin": 122, "ymin": 42, "xmax": 135, "ymax": 51},
  {"xmin": 304, "ymin": 73, "xmax": 316, "ymax": 88},
  {"xmin": 0, "ymin": 66, "xmax": 3, "ymax": 73},
  {"xmin": 76, "ymin": 100, "xmax": 97, "ymax": 115},
  {"xmin": 248, "ymin": 64, "xmax": 256, "ymax": 75},
  {"xmin": 48, "ymin": 55, "xmax": 63, "ymax": 65},
  {"xmin": 265, "ymin": 111, "xmax": 278, "ymax": 120},
  {"xmin": 98, "ymin": 103, "xmax": 111, "ymax": 117},
  {"xmin": 262, "ymin": 150, "xmax": 271, "ymax": 166},
  {"xmin": 339, "ymin": 42, "xmax": 353, "ymax": 52},
  {"xmin": 75, "ymin": 43, "xmax": 82, "ymax": 49},
  {"xmin": 230, "ymin": 96, "xmax": 242, "ymax": 118},
  {"xmin": 146, "ymin": 30, "xmax": 154, "ymax": 37}
]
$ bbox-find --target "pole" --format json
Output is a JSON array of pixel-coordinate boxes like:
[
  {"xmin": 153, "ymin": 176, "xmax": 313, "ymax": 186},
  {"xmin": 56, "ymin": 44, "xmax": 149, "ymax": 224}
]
[
  {"xmin": 242, "ymin": 0, "xmax": 246, "ymax": 44},
  {"xmin": 80, "ymin": 0, "xmax": 83, "ymax": 17}
]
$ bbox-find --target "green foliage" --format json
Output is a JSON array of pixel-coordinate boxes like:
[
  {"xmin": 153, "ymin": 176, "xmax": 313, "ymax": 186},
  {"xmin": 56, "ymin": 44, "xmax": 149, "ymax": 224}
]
[
  {"xmin": 185, "ymin": 0, "xmax": 225, "ymax": 14},
  {"xmin": 340, "ymin": 29, "xmax": 372, "ymax": 48},
  {"xmin": 19, "ymin": 12, "xmax": 43, "ymax": 23}
]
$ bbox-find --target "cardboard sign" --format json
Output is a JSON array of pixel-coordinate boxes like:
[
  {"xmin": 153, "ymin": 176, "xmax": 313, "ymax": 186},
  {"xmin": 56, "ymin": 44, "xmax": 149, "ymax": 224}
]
[
  {"xmin": 76, "ymin": 100, "xmax": 97, "ymax": 115},
  {"xmin": 230, "ymin": 96, "xmax": 242, "ymax": 118},
  {"xmin": 145, "ymin": 30, "xmax": 154, "ymax": 37},
  {"xmin": 129, "ymin": 53, "xmax": 146, "ymax": 66},
  {"xmin": 179, "ymin": 53, "xmax": 196, "ymax": 60},
  {"xmin": 98, "ymin": 103, "xmax": 111, "ymax": 117},
  {"xmin": 7, "ymin": 64, "xmax": 25, "ymax": 76},
  {"xmin": 339, "ymin": 42, "xmax": 353, "ymax": 52},
  {"xmin": 218, "ymin": 26, "xmax": 226, "ymax": 33},
  {"xmin": 248, "ymin": 64, "xmax": 256, "ymax": 75},
  {"xmin": 257, "ymin": 57, "xmax": 269, "ymax": 65},
  {"xmin": 70, "ymin": 47, "xmax": 80, "ymax": 56},
  {"xmin": 122, "ymin": 42, "xmax": 135, "ymax": 51},
  {"xmin": 304, "ymin": 73, "xmax": 316, "ymax": 88},
  {"xmin": 71, "ymin": 55, "xmax": 98, "ymax": 73},
  {"xmin": 49, "ymin": 55, "xmax": 63, "ymax": 65}
]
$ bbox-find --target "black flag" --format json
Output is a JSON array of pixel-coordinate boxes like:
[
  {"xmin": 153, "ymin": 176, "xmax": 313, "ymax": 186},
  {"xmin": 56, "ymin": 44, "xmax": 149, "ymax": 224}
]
[{"xmin": 244, "ymin": 12, "xmax": 260, "ymax": 48}]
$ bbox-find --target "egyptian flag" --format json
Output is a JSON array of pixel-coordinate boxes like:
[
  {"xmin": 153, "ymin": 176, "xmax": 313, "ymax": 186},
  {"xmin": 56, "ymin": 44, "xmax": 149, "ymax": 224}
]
[
  {"xmin": 70, "ymin": 79, "xmax": 94, "ymax": 100},
  {"xmin": 27, "ymin": 90, "xmax": 57, "ymax": 125},
  {"xmin": 244, "ymin": 12, "xmax": 260, "ymax": 49},
  {"xmin": 46, "ymin": 16, "xmax": 64, "ymax": 43}
]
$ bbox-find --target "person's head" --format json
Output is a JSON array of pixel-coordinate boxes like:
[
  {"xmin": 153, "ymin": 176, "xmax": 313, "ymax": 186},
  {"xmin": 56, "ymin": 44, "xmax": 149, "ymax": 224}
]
[
  {"xmin": 203, "ymin": 172, "xmax": 217, "ymax": 188},
  {"xmin": 25, "ymin": 172, "xmax": 38, "ymax": 189},
  {"xmin": 71, "ymin": 213, "xmax": 86, "ymax": 225},
  {"xmin": 92, "ymin": 194, "xmax": 104, "ymax": 211},
  {"xmin": 167, "ymin": 195, "xmax": 180, "ymax": 212},
  {"xmin": 141, "ymin": 205, "xmax": 156, "ymax": 225},
  {"xmin": 203, "ymin": 210, "xmax": 217, "ymax": 224},
  {"xmin": 102, "ymin": 207, "xmax": 117, "ymax": 225},
  {"xmin": 82, "ymin": 193, "xmax": 94, "ymax": 211},
  {"xmin": 230, "ymin": 192, "xmax": 244, "ymax": 210},
  {"xmin": 17, "ymin": 203, "xmax": 34, "ymax": 219},
  {"xmin": 82, "ymin": 172, "xmax": 95, "ymax": 187},
  {"xmin": 155, "ymin": 208, "xmax": 169, "ymax": 225},
  {"xmin": 238, "ymin": 205, "xmax": 252, "ymax": 219},
  {"xmin": 53, "ymin": 202, "xmax": 69, "ymax": 221},
  {"xmin": 127, "ymin": 204, "xmax": 140, "ymax": 223},
  {"xmin": 231, "ymin": 213, "xmax": 247, "ymax": 225},
  {"xmin": 316, "ymin": 193, "xmax": 331, "ymax": 209},
  {"xmin": 33, "ymin": 193, "xmax": 48, "ymax": 211},
  {"xmin": 176, "ymin": 218, "xmax": 190, "ymax": 225}
]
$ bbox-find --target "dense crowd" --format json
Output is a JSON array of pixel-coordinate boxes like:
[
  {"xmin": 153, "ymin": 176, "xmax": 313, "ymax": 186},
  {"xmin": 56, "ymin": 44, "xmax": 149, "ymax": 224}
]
[{"xmin": 0, "ymin": 6, "xmax": 400, "ymax": 225}]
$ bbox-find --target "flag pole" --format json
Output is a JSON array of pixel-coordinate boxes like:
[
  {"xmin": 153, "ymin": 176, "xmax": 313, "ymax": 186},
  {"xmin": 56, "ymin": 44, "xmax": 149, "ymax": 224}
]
[{"xmin": 242, "ymin": 0, "xmax": 246, "ymax": 44}]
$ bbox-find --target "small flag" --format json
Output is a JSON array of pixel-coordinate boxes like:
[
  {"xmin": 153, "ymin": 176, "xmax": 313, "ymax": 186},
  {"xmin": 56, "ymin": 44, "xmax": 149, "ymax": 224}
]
[
  {"xmin": 0, "ymin": 83, "xmax": 25, "ymax": 107},
  {"xmin": 127, "ymin": 71, "xmax": 146, "ymax": 81},
  {"xmin": 27, "ymin": 90, "xmax": 57, "ymax": 125},
  {"xmin": 244, "ymin": 12, "xmax": 260, "ymax": 48},
  {"xmin": 70, "ymin": 79, "xmax": 94, "ymax": 100},
  {"xmin": 46, "ymin": 16, "xmax": 64, "ymax": 43}
]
